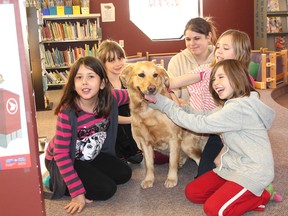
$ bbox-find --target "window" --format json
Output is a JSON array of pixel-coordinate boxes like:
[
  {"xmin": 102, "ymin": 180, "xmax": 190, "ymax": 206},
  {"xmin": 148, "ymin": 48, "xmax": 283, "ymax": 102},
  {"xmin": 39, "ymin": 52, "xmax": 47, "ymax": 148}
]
[{"xmin": 129, "ymin": 0, "xmax": 203, "ymax": 41}]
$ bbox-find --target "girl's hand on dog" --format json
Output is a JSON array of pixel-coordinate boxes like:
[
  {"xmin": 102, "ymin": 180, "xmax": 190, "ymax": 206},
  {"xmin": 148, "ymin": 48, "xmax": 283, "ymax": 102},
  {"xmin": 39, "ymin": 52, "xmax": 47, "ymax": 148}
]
[{"xmin": 64, "ymin": 194, "xmax": 93, "ymax": 215}]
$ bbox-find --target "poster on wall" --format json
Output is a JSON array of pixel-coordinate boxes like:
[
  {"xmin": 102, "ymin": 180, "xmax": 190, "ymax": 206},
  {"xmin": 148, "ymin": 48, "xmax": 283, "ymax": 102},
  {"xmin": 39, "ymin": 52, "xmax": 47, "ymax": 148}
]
[
  {"xmin": 0, "ymin": 4, "xmax": 31, "ymax": 170},
  {"xmin": 100, "ymin": 3, "xmax": 115, "ymax": 22}
]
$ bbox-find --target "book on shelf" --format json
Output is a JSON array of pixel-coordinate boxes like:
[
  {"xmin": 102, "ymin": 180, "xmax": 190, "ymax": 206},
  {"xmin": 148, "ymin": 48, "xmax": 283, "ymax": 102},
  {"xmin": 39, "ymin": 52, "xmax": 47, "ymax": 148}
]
[
  {"xmin": 45, "ymin": 70, "xmax": 67, "ymax": 85},
  {"xmin": 46, "ymin": 71, "xmax": 59, "ymax": 84},
  {"xmin": 267, "ymin": 17, "xmax": 283, "ymax": 33},
  {"xmin": 275, "ymin": 36, "xmax": 287, "ymax": 51},
  {"xmin": 55, "ymin": 70, "xmax": 67, "ymax": 82},
  {"xmin": 76, "ymin": 21, "xmax": 85, "ymax": 40},
  {"xmin": 267, "ymin": 0, "xmax": 280, "ymax": 12},
  {"xmin": 53, "ymin": 71, "xmax": 63, "ymax": 82}
]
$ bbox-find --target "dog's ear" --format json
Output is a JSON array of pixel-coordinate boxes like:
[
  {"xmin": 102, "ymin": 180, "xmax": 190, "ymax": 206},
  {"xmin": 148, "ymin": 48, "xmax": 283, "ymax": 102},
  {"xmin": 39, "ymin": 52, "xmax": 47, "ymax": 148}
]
[
  {"xmin": 158, "ymin": 67, "xmax": 170, "ymax": 88},
  {"xmin": 120, "ymin": 63, "xmax": 135, "ymax": 87}
]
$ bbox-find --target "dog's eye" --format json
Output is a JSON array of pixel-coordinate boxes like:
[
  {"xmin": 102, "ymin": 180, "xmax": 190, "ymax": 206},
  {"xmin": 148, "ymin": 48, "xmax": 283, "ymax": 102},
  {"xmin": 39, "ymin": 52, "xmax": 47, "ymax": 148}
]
[
  {"xmin": 153, "ymin": 73, "xmax": 158, "ymax": 78},
  {"xmin": 138, "ymin": 73, "xmax": 145, "ymax": 78}
]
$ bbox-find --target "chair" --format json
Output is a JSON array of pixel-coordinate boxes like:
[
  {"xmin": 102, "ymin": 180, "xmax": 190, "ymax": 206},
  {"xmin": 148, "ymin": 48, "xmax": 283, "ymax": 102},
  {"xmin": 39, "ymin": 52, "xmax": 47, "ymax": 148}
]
[
  {"xmin": 146, "ymin": 51, "xmax": 179, "ymax": 70},
  {"xmin": 126, "ymin": 52, "xmax": 147, "ymax": 63},
  {"xmin": 250, "ymin": 48, "xmax": 287, "ymax": 89}
]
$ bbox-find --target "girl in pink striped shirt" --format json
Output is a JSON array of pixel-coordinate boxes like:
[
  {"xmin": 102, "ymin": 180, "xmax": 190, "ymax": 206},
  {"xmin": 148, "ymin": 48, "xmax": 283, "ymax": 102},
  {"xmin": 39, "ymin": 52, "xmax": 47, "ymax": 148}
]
[
  {"xmin": 45, "ymin": 56, "xmax": 132, "ymax": 214},
  {"xmin": 169, "ymin": 29, "xmax": 255, "ymax": 111}
]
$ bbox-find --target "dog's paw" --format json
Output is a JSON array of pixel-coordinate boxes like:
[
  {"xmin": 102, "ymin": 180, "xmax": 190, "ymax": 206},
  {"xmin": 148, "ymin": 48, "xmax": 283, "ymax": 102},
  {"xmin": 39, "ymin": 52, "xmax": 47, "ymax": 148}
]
[
  {"xmin": 178, "ymin": 157, "xmax": 188, "ymax": 168},
  {"xmin": 141, "ymin": 179, "xmax": 154, "ymax": 189},
  {"xmin": 164, "ymin": 178, "xmax": 177, "ymax": 188}
]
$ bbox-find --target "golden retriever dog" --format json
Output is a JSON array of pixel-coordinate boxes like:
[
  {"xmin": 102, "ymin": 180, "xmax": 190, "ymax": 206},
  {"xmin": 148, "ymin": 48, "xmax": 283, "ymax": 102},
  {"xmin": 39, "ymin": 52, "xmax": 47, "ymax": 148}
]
[{"xmin": 120, "ymin": 61, "xmax": 207, "ymax": 189}]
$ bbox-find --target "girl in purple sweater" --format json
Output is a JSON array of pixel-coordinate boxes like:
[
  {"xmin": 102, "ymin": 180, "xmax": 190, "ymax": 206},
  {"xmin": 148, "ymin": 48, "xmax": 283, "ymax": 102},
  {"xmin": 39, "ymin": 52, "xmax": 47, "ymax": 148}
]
[{"xmin": 45, "ymin": 56, "xmax": 132, "ymax": 214}]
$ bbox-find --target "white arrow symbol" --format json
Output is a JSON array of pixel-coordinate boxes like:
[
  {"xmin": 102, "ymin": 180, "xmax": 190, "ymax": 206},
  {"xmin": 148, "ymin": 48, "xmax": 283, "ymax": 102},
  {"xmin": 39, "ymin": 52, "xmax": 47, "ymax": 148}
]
[{"xmin": 6, "ymin": 98, "xmax": 18, "ymax": 115}]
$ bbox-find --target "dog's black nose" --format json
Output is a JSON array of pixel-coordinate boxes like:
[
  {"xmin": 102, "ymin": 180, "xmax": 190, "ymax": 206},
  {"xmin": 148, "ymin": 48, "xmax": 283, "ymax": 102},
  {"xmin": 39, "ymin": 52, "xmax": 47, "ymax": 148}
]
[{"xmin": 147, "ymin": 85, "xmax": 156, "ymax": 94}]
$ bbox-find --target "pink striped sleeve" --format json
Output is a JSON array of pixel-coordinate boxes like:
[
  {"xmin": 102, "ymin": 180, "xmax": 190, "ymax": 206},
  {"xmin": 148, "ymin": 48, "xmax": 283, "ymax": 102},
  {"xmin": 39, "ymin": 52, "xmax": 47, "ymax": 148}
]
[
  {"xmin": 112, "ymin": 89, "xmax": 129, "ymax": 106},
  {"xmin": 187, "ymin": 65, "xmax": 216, "ymax": 110},
  {"xmin": 53, "ymin": 110, "xmax": 86, "ymax": 197}
]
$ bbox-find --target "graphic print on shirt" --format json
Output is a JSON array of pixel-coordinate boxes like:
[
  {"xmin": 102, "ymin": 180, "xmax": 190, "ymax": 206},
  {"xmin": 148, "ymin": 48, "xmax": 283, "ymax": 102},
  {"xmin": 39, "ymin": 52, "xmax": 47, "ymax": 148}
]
[{"xmin": 76, "ymin": 119, "xmax": 109, "ymax": 161}]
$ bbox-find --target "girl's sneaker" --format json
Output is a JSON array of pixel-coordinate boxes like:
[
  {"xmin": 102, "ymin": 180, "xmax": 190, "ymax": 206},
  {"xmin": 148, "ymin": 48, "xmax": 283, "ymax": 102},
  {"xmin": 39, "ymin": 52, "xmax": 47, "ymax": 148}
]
[
  {"xmin": 266, "ymin": 184, "xmax": 283, "ymax": 202},
  {"xmin": 42, "ymin": 175, "xmax": 50, "ymax": 189},
  {"xmin": 127, "ymin": 150, "xmax": 143, "ymax": 164}
]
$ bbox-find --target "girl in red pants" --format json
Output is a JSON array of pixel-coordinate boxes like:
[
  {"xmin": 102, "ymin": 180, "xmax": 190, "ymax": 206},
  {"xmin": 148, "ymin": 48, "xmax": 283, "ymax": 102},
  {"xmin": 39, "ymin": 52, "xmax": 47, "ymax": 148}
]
[{"xmin": 147, "ymin": 59, "xmax": 277, "ymax": 215}]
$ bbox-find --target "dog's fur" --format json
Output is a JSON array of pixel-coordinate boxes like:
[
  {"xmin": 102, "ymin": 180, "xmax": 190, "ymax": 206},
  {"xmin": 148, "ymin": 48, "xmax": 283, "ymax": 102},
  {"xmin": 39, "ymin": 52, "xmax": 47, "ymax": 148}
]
[{"xmin": 120, "ymin": 61, "xmax": 207, "ymax": 189}]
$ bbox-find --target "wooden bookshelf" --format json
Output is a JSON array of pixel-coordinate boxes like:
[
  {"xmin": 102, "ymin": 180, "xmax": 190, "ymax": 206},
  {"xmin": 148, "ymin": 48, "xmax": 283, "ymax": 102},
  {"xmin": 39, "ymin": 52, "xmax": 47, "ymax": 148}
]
[
  {"xmin": 39, "ymin": 13, "xmax": 102, "ymax": 88},
  {"xmin": 27, "ymin": 9, "xmax": 102, "ymax": 110}
]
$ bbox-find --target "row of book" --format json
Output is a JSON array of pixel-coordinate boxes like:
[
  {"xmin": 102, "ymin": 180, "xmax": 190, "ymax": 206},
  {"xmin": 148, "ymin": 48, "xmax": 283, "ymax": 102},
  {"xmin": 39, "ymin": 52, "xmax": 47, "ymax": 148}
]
[
  {"xmin": 45, "ymin": 70, "xmax": 69, "ymax": 85},
  {"xmin": 41, "ymin": 19, "xmax": 99, "ymax": 41},
  {"xmin": 40, "ymin": 43, "xmax": 97, "ymax": 68}
]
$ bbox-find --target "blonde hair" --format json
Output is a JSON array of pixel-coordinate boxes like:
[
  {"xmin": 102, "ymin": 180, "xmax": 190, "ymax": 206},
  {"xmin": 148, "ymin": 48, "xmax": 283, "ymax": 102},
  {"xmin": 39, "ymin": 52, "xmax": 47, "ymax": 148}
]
[{"xmin": 212, "ymin": 29, "xmax": 251, "ymax": 67}]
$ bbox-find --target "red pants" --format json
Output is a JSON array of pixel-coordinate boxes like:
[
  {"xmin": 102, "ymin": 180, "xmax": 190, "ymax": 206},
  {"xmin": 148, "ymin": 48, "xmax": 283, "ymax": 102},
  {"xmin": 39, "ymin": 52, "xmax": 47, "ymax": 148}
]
[{"xmin": 185, "ymin": 171, "xmax": 270, "ymax": 216}]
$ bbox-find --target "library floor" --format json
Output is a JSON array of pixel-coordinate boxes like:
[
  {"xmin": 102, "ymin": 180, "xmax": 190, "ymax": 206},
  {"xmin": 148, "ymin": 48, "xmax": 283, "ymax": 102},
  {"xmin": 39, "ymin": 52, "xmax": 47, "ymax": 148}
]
[{"xmin": 37, "ymin": 85, "xmax": 288, "ymax": 216}]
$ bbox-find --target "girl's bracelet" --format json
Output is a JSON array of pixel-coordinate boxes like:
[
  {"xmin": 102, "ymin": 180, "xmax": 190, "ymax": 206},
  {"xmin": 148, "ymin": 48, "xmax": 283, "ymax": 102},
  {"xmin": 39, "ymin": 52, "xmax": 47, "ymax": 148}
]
[{"xmin": 199, "ymin": 71, "xmax": 204, "ymax": 80}]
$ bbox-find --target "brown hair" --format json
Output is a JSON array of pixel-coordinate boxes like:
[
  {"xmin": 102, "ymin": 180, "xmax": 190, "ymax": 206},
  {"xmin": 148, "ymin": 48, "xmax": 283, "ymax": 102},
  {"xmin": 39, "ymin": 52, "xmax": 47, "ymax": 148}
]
[
  {"xmin": 184, "ymin": 17, "xmax": 217, "ymax": 45},
  {"xmin": 97, "ymin": 39, "xmax": 126, "ymax": 64},
  {"xmin": 209, "ymin": 59, "xmax": 257, "ymax": 106},
  {"xmin": 55, "ymin": 56, "xmax": 113, "ymax": 117}
]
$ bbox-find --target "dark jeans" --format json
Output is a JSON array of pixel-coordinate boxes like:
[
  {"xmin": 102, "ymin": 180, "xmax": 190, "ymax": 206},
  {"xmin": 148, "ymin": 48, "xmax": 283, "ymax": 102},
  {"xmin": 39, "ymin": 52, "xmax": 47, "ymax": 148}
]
[{"xmin": 196, "ymin": 134, "xmax": 223, "ymax": 178}]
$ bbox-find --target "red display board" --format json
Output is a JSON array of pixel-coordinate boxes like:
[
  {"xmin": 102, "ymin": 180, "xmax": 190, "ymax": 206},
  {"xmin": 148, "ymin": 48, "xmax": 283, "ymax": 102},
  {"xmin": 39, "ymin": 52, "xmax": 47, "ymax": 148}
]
[{"xmin": 0, "ymin": 1, "xmax": 45, "ymax": 215}]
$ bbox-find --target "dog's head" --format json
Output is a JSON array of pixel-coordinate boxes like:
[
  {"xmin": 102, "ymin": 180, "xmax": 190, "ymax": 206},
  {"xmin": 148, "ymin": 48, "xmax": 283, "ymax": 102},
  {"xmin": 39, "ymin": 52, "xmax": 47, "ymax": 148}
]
[{"xmin": 120, "ymin": 61, "xmax": 169, "ymax": 100}]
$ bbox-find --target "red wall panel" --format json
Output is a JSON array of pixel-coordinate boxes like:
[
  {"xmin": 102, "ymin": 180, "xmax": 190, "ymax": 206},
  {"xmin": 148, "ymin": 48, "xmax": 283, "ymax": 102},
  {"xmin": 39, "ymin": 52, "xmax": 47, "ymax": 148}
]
[{"xmin": 90, "ymin": 0, "xmax": 254, "ymax": 55}]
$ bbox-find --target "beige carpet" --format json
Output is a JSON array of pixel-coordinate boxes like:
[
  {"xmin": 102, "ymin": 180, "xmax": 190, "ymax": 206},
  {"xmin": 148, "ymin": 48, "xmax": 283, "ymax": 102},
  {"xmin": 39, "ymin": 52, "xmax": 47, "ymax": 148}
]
[{"xmin": 37, "ymin": 84, "xmax": 288, "ymax": 216}]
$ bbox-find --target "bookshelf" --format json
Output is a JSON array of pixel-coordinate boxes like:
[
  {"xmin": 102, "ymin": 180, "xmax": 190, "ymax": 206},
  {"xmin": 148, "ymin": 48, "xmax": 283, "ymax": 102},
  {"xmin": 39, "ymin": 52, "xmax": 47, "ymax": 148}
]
[
  {"xmin": 254, "ymin": 0, "xmax": 288, "ymax": 50},
  {"xmin": 40, "ymin": 13, "xmax": 102, "ymax": 88},
  {"xmin": 27, "ymin": 7, "xmax": 46, "ymax": 111}
]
